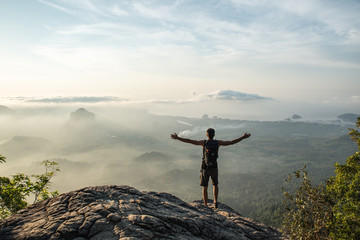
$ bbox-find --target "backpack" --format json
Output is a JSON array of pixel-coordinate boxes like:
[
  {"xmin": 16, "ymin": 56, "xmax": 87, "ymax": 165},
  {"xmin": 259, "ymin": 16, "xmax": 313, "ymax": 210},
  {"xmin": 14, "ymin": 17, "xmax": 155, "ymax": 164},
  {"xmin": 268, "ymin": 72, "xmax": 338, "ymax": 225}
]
[{"xmin": 202, "ymin": 140, "xmax": 219, "ymax": 169}]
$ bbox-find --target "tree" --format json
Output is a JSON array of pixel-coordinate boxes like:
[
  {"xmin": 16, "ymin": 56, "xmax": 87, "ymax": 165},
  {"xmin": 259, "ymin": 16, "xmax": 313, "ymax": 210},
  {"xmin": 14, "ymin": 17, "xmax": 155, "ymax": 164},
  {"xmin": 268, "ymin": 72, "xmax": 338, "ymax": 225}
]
[
  {"xmin": 282, "ymin": 117, "xmax": 360, "ymax": 240},
  {"xmin": 0, "ymin": 159, "xmax": 60, "ymax": 220},
  {"xmin": 326, "ymin": 118, "xmax": 360, "ymax": 239},
  {"xmin": 282, "ymin": 166, "xmax": 331, "ymax": 239},
  {"xmin": 0, "ymin": 154, "xmax": 5, "ymax": 164}
]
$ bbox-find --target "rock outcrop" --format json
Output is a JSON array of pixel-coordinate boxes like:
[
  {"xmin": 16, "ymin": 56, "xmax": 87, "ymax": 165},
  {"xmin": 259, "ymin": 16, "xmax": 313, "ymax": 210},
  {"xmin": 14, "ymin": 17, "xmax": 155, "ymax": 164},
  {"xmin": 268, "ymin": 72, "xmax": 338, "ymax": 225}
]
[{"xmin": 0, "ymin": 185, "xmax": 285, "ymax": 240}]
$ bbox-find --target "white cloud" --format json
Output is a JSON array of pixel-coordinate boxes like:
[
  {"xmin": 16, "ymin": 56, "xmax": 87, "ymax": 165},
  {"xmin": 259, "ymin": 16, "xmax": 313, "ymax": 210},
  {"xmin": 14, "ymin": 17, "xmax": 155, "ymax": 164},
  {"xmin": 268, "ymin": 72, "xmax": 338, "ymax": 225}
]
[
  {"xmin": 2, "ymin": 0, "xmax": 357, "ymax": 105},
  {"xmin": 25, "ymin": 96, "xmax": 127, "ymax": 104},
  {"xmin": 37, "ymin": 0, "xmax": 75, "ymax": 15},
  {"xmin": 177, "ymin": 120, "xmax": 192, "ymax": 126},
  {"xmin": 110, "ymin": 5, "xmax": 129, "ymax": 17},
  {"xmin": 145, "ymin": 99, "xmax": 195, "ymax": 105},
  {"xmin": 130, "ymin": 90, "xmax": 272, "ymax": 105},
  {"xmin": 42, "ymin": 1, "xmax": 359, "ymax": 68},
  {"xmin": 35, "ymin": 0, "xmax": 360, "ymax": 70},
  {"xmin": 132, "ymin": 2, "xmax": 178, "ymax": 21},
  {"xmin": 205, "ymin": 90, "xmax": 272, "ymax": 101},
  {"xmin": 0, "ymin": 90, "xmax": 270, "ymax": 107},
  {"xmin": 322, "ymin": 95, "xmax": 360, "ymax": 105},
  {"xmin": 350, "ymin": 96, "xmax": 360, "ymax": 103}
]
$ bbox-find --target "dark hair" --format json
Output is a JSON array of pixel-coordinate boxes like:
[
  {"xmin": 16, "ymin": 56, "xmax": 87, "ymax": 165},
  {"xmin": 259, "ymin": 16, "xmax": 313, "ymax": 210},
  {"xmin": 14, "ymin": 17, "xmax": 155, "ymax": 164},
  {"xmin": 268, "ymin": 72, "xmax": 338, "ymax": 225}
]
[{"xmin": 207, "ymin": 128, "xmax": 215, "ymax": 139}]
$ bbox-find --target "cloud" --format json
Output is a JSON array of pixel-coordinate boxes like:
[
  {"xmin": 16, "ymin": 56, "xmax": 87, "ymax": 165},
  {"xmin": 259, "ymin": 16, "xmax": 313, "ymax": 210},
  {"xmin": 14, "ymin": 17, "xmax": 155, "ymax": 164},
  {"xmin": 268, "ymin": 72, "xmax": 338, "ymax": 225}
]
[
  {"xmin": 2, "ymin": 91, "xmax": 270, "ymax": 106},
  {"xmin": 25, "ymin": 96, "xmax": 127, "ymax": 104},
  {"xmin": 37, "ymin": 0, "xmax": 76, "ymax": 15},
  {"xmin": 149, "ymin": 99, "xmax": 194, "ymax": 105},
  {"xmin": 350, "ymin": 96, "xmax": 360, "ymax": 103},
  {"xmin": 205, "ymin": 90, "xmax": 272, "ymax": 101},
  {"xmin": 110, "ymin": 5, "xmax": 129, "ymax": 17},
  {"xmin": 177, "ymin": 120, "xmax": 192, "ymax": 126},
  {"xmin": 322, "ymin": 95, "xmax": 360, "ymax": 104},
  {"xmin": 133, "ymin": 90, "xmax": 272, "ymax": 105},
  {"xmin": 35, "ymin": 0, "xmax": 360, "ymax": 70}
]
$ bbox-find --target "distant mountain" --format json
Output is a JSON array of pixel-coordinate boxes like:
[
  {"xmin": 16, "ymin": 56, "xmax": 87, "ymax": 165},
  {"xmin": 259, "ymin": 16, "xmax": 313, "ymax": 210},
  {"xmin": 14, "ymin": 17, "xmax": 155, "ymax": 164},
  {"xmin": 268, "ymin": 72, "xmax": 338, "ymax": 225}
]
[
  {"xmin": 0, "ymin": 136, "xmax": 53, "ymax": 158},
  {"xmin": 337, "ymin": 113, "xmax": 359, "ymax": 123},
  {"xmin": 291, "ymin": 114, "xmax": 302, "ymax": 120},
  {"xmin": 133, "ymin": 151, "xmax": 169, "ymax": 162},
  {"xmin": 70, "ymin": 108, "xmax": 96, "ymax": 123},
  {"xmin": 0, "ymin": 105, "xmax": 13, "ymax": 115},
  {"xmin": 67, "ymin": 108, "xmax": 97, "ymax": 132},
  {"xmin": 284, "ymin": 114, "xmax": 302, "ymax": 122}
]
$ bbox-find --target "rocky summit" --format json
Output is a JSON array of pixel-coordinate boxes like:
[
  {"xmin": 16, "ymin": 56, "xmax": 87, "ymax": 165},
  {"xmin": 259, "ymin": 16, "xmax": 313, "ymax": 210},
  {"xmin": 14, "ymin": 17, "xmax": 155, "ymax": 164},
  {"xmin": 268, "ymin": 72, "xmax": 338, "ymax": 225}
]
[{"xmin": 0, "ymin": 185, "xmax": 285, "ymax": 240}]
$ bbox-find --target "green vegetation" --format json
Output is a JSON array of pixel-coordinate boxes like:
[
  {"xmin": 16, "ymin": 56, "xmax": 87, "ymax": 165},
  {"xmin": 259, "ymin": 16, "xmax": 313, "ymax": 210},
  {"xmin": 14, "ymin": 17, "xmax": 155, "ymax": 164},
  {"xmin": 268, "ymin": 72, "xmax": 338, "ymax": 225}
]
[
  {"xmin": 326, "ymin": 119, "xmax": 360, "ymax": 240},
  {"xmin": 0, "ymin": 159, "xmax": 60, "ymax": 220},
  {"xmin": 0, "ymin": 154, "xmax": 5, "ymax": 164},
  {"xmin": 282, "ymin": 166, "xmax": 331, "ymax": 239},
  {"xmin": 282, "ymin": 117, "xmax": 360, "ymax": 240}
]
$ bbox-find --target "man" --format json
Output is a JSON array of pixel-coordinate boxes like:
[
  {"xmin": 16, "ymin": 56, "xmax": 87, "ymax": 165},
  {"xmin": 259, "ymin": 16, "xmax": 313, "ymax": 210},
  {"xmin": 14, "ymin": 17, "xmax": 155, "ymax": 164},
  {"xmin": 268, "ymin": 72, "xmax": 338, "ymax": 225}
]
[{"xmin": 170, "ymin": 128, "xmax": 251, "ymax": 208}]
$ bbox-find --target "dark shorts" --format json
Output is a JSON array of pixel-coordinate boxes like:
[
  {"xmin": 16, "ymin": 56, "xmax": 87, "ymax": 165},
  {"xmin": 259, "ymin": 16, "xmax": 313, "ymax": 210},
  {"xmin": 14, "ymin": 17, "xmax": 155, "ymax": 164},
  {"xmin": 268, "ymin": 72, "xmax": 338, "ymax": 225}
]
[{"xmin": 200, "ymin": 167, "xmax": 218, "ymax": 187}]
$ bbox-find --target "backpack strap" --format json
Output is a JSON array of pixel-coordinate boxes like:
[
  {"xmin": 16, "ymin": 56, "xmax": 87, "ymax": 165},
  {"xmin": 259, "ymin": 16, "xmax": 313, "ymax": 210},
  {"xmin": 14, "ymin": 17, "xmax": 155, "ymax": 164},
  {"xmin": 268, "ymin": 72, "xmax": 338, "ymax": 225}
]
[{"xmin": 202, "ymin": 140, "xmax": 207, "ymax": 160}]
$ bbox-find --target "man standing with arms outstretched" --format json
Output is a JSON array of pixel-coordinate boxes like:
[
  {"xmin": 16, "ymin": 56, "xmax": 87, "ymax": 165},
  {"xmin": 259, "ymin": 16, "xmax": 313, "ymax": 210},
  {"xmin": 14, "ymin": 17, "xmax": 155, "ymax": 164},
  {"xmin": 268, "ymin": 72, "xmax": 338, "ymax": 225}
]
[{"xmin": 171, "ymin": 128, "xmax": 251, "ymax": 208}]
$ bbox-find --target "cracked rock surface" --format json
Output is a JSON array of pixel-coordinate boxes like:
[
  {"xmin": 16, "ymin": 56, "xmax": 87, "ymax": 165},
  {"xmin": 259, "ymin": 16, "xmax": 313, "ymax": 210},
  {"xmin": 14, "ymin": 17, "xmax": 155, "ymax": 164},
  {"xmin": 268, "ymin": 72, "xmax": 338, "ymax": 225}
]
[{"xmin": 0, "ymin": 185, "xmax": 285, "ymax": 239}]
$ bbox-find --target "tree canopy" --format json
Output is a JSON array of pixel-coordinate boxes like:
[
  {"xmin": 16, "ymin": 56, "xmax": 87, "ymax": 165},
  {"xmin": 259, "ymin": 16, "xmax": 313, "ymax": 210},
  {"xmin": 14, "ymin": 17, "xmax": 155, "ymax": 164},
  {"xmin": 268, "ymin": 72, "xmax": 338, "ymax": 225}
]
[
  {"xmin": 282, "ymin": 117, "xmax": 360, "ymax": 240},
  {"xmin": 0, "ymin": 159, "xmax": 60, "ymax": 220}
]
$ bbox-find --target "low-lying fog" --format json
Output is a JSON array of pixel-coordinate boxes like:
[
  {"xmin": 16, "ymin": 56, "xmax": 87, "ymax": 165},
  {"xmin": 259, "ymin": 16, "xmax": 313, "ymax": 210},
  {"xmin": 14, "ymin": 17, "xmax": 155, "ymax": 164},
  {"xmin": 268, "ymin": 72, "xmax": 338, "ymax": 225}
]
[
  {"xmin": 0, "ymin": 104, "xmax": 243, "ymax": 193},
  {"xmin": 0, "ymin": 103, "xmax": 357, "ymax": 203}
]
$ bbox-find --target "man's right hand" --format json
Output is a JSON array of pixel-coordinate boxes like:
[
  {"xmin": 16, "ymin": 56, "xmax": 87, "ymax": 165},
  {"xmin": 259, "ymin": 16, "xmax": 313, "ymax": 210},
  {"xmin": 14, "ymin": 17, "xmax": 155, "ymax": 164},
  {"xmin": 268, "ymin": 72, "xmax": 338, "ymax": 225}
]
[{"xmin": 243, "ymin": 132, "xmax": 251, "ymax": 138}]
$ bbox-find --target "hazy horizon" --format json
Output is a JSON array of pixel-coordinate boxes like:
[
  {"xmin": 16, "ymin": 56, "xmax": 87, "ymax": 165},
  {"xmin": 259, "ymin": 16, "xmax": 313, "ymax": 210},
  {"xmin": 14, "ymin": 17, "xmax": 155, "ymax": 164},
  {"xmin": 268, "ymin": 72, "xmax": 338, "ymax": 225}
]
[
  {"xmin": 0, "ymin": 94, "xmax": 357, "ymax": 227},
  {"xmin": 1, "ymin": 94, "xmax": 358, "ymax": 122}
]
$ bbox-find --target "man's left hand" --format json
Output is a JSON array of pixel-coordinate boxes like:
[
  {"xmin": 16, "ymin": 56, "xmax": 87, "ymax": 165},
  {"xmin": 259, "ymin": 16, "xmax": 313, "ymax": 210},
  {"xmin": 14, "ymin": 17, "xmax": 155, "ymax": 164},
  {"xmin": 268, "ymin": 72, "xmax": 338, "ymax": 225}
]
[{"xmin": 171, "ymin": 133, "xmax": 179, "ymax": 139}]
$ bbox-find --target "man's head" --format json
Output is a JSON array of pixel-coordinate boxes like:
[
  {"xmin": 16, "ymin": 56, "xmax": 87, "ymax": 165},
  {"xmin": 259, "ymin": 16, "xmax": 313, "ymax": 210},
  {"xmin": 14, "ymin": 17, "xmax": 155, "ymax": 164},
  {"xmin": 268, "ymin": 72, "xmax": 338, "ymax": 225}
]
[{"xmin": 206, "ymin": 128, "xmax": 215, "ymax": 139}]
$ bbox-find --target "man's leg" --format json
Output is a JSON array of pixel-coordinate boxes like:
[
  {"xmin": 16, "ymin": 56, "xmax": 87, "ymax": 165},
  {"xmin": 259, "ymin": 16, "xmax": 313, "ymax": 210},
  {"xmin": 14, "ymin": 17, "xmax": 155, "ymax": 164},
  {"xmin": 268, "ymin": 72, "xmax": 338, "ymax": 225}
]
[
  {"xmin": 213, "ymin": 185, "xmax": 218, "ymax": 206},
  {"xmin": 202, "ymin": 186, "xmax": 208, "ymax": 205},
  {"xmin": 210, "ymin": 168, "xmax": 219, "ymax": 208},
  {"xmin": 200, "ymin": 169, "xmax": 210, "ymax": 206}
]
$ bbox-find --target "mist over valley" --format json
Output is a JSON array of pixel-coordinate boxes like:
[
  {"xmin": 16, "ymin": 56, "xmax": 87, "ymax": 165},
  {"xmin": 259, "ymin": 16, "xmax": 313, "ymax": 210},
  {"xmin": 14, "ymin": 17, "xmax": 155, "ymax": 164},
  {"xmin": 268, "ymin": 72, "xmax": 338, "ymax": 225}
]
[{"xmin": 0, "ymin": 104, "xmax": 358, "ymax": 226}]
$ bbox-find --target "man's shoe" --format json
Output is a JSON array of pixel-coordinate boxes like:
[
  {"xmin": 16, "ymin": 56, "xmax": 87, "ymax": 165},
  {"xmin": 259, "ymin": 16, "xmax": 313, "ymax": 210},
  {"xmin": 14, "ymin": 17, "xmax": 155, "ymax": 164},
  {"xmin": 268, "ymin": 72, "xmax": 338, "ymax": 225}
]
[{"xmin": 214, "ymin": 202, "xmax": 218, "ymax": 208}]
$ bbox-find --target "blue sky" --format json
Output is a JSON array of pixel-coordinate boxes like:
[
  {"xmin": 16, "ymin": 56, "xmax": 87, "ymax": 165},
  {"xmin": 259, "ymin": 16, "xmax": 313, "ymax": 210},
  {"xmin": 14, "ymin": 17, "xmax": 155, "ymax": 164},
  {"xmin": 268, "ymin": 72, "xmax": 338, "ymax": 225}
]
[{"xmin": 1, "ymin": 0, "xmax": 359, "ymax": 119}]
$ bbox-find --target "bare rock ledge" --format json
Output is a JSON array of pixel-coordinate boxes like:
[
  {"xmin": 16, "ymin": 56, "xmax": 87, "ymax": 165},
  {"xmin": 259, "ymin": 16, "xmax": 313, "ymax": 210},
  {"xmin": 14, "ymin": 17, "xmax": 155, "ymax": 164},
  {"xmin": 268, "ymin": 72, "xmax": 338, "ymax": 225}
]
[{"xmin": 0, "ymin": 185, "xmax": 285, "ymax": 240}]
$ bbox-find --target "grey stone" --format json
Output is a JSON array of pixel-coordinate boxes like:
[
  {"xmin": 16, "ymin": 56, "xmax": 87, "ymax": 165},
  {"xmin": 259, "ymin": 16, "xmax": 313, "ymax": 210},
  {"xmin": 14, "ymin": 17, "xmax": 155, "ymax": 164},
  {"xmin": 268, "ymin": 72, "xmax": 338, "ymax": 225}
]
[
  {"xmin": 90, "ymin": 230, "xmax": 117, "ymax": 240},
  {"xmin": 107, "ymin": 213, "xmax": 122, "ymax": 223},
  {"xmin": 0, "ymin": 185, "xmax": 286, "ymax": 240},
  {"xmin": 89, "ymin": 218, "xmax": 113, "ymax": 237}
]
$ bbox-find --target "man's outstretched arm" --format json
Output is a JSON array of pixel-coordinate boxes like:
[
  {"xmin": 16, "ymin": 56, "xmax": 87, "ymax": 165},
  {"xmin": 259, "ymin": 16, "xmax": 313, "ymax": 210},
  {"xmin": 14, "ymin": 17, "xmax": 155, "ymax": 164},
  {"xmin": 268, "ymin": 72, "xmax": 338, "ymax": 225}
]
[
  {"xmin": 218, "ymin": 132, "xmax": 251, "ymax": 146},
  {"xmin": 170, "ymin": 133, "xmax": 203, "ymax": 146}
]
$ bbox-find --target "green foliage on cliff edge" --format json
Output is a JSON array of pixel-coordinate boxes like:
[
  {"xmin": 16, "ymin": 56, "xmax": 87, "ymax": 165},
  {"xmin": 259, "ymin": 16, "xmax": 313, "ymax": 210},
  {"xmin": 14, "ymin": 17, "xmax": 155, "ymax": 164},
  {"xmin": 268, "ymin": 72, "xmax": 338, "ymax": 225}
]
[
  {"xmin": 282, "ymin": 166, "xmax": 331, "ymax": 239},
  {"xmin": 326, "ymin": 118, "xmax": 360, "ymax": 240},
  {"xmin": 0, "ymin": 159, "xmax": 60, "ymax": 220},
  {"xmin": 283, "ymin": 117, "xmax": 360, "ymax": 240}
]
